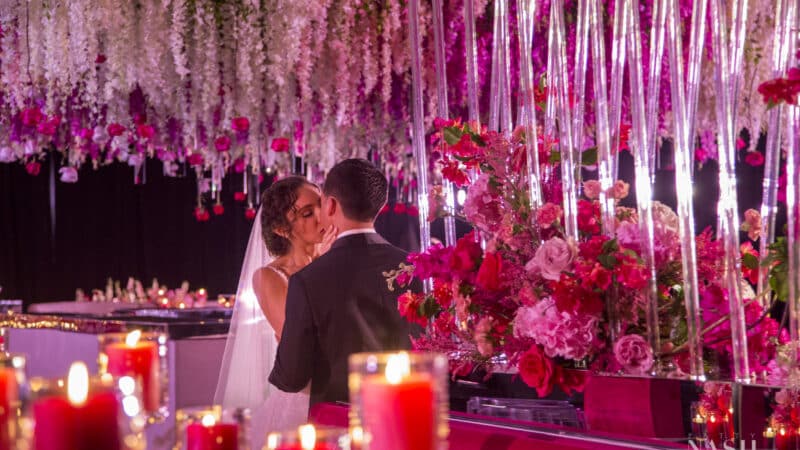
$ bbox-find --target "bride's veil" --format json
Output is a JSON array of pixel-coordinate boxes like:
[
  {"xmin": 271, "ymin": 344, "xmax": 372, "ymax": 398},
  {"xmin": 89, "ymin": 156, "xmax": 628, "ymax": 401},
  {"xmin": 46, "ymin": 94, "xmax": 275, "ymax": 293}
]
[{"xmin": 215, "ymin": 207, "xmax": 276, "ymax": 407}]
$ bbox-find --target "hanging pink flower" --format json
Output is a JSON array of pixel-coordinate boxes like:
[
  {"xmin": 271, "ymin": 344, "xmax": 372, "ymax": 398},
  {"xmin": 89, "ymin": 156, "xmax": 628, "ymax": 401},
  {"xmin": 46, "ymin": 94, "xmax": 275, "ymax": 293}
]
[
  {"xmin": 187, "ymin": 153, "xmax": 204, "ymax": 166},
  {"xmin": 393, "ymin": 203, "xmax": 407, "ymax": 214},
  {"xmin": 95, "ymin": 54, "xmax": 106, "ymax": 64},
  {"xmin": 59, "ymin": 166, "xmax": 78, "ymax": 183},
  {"xmin": 107, "ymin": 123, "xmax": 126, "ymax": 137},
  {"xmin": 214, "ymin": 136, "xmax": 231, "ymax": 152},
  {"xmin": 406, "ymin": 204, "xmax": 419, "ymax": 217},
  {"xmin": 136, "ymin": 124, "xmax": 155, "ymax": 139},
  {"xmin": 232, "ymin": 158, "xmax": 246, "ymax": 173},
  {"xmin": 133, "ymin": 113, "xmax": 146, "ymax": 125},
  {"xmin": 244, "ymin": 207, "xmax": 257, "ymax": 220},
  {"xmin": 21, "ymin": 107, "xmax": 43, "ymax": 127},
  {"xmin": 212, "ymin": 204, "xmax": 225, "ymax": 215},
  {"xmin": 37, "ymin": 120, "xmax": 58, "ymax": 136},
  {"xmin": 231, "ymin": 117, "xmax": 250, "ymax": 132},
  {"xmin": 271, "ymin": 137, "xmax": 290, "ymax": 153},
  {"xmin": 25, "ymin": 161, "xmax": 41, "ymax": 176},
  {"xmin": 234, "ymin": 191, "xmax": 247, "ymax": 202},
  {"xmin": 741, "ymin": 208, "xmax": 762, "ymax": 241}
]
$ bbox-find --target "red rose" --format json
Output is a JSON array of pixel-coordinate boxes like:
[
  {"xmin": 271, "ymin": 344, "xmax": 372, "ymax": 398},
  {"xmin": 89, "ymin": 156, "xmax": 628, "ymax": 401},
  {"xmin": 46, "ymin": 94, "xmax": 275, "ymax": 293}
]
[
  {"xmin": 244, "ymin": 207, "xmax": 257, "ymax": 220},
  {"xmin": 588, "ymin": 264, "xmax": 612, "ymax": 290},
  {"xmin": 136, "ymin": 124, "xmax": 155, "ymax": 139},
  {"xmin": 449, "ymin": 234, "xmax": 482, "ymax": 272},
  {"xmin": 476, "ymin": 251, "xmax": 502, "ymax": 291},
  {"xmin": 744, "ymin": 151, "xmax": 765, "ymax": 167},
  {"xmin": 758, "ymin": 77, "xmax": 800, "ymax": 105},
  {"xmin": 107, "ymin": 123, "xmax": 126, "ymax": 137},
  {"xmin": 234, "ymin": 191, "xmax": 247, "ymax": 202},
  {"xmin": 556, "ymin": 368, "xmax": 588, "ymax": 396},
  {"xmin": 25, "ymin": 161, "xmax": 41, "ymax": 176},
  {"xmin": 518, "ymin": 345, "xmax": 555, "ymax": 397},
  {"xmin": 212, "ymin": 204, "xmax": 225, "ymax": 216},
  {"xmin": 271, "ymin": 137, "xmax": 290, "ymax": 153},
  {"xmin": 214, "ymin": 136, "xmax": 231, "ymax": 152},
  {"xmin": 231, "ymin": 117, "xmax": 250, "ymax": 132},
  {"xmin": 441, "ymin": 159, "xmax": 470, "ymax": 187},
  {"xmin": 95, "ymin": 54, "xmax": 107, "ymax": 64},
  {"xmin": 393, "ymin": 203, "xmax": 407, "ymax": 214},
  {"xmin": 397, "ymin": 291, "xmax": 427, "ymax": 327},
  {"xmin": 193, "ymin": 207, "xmax": 210, "ymax": 222},
  {"xmin": 406, "ymin": 205, "xmax": 419, "ymax": 217}
]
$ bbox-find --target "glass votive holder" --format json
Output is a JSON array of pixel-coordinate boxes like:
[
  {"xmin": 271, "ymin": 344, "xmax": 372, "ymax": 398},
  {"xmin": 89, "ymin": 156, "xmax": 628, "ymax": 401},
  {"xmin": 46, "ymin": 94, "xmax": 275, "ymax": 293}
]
[
  {"xmin": 0, "ymin": 353, "xmax": 26, "ymax": 450},
  {"xmin": 348, "ymin": 351, "xmax": 448, "ymax": 450},
  {"xmin": 23, "ymin": 361, "xmax": 146, "ymax": 450},
  {"xmin": 174, "ymin": 406, "xmax": 249, "ymax": 450},
  {"xmin": 265, "ymin": 425, "xmax": 351, "ymax": 450},
  {"xmin": 98, "ymin": 329, "xmax": 168, "ymax": 422}
]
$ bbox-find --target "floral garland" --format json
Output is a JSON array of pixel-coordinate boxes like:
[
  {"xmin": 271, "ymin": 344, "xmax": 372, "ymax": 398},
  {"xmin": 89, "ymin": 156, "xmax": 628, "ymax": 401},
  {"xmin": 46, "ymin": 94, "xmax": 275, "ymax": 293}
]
[{"xmin": 0, "ymin": 0, "xmax": 781, "ymax": 217}]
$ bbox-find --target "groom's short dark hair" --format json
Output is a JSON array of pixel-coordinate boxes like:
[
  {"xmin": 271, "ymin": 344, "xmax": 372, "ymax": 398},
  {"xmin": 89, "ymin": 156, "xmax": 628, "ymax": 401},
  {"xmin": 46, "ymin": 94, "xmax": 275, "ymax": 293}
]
[{"xmin": 323, "ymin": 159, "xmax": 387, "ymax": 222}]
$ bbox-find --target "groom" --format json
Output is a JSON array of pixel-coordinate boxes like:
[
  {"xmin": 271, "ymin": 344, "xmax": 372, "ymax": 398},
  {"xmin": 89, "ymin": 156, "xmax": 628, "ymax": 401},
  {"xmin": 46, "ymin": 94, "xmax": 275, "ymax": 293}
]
[{"xmin": 269, "ymin": 158, "xmax": 419, "ymax": 407}]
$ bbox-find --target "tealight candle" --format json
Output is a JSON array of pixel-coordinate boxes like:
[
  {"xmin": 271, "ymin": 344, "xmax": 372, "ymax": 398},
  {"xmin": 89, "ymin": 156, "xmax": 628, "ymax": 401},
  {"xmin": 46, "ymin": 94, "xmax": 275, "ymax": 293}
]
[
  {"xmin": 32, "ymin": 362, "xmax": 121, "ymax": 450},
  {"xmin": 100, "ymin": 330, "xmax": 164, "ymax": 414},
  {"xmin": 175, "ymin": 406, "xmax": 249, "ymax": 450},
  {"xmin": 349, "ymin": 352, "xmax": 448, "ymax": 450},
  {"xmin": 265, "ymin": 424, "xmax": 347, "ymax": 450}
]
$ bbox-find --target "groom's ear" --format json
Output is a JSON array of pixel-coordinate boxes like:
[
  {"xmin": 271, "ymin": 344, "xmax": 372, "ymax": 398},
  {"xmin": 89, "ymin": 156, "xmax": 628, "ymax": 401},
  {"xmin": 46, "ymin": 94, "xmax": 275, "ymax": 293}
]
[{"xmin": 326, "ymin": 196, "xmax": 338, "ymax": 216}]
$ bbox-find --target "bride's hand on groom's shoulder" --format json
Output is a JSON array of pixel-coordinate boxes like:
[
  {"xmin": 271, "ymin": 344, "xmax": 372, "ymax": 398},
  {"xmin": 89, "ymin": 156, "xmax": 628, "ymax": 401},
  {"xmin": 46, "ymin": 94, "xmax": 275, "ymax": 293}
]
[{"xmin": 314, "ymin": 225, "xmax": 338, "ymax": 259}]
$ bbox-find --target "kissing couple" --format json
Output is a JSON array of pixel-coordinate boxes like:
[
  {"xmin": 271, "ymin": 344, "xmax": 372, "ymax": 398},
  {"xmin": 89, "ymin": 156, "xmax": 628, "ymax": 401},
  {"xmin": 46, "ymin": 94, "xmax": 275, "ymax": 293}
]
[{"xmin": 215, "ymin": 158, "xmax": 421, "ymax": 447}]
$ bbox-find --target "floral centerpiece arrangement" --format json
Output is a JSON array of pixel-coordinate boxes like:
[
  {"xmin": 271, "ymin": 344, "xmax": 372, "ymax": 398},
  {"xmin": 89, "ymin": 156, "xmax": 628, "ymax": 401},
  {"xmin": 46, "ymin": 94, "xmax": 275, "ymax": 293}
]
[
  {"xmin": 387, "ymin": 119, "xmax": 786, "ymax": 395},
  {"xmin": 76, "ymin": 277, "xmax": 228, "ymax": 309}
]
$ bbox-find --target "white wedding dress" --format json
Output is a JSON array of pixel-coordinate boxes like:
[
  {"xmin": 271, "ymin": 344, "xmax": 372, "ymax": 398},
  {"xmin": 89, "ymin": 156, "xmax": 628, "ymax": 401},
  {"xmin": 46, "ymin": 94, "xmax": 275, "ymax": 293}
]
[{"xmin": 214, "ymin": 208, "xmax": 309, "ymax": 449}]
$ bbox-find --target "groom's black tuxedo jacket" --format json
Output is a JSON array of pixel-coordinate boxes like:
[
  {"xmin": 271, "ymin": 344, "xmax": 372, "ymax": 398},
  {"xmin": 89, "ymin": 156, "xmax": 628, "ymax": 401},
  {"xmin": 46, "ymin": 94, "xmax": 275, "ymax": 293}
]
[{"xmin": 269, "ymin": 232, "xmax": 420, "ymax": 408}]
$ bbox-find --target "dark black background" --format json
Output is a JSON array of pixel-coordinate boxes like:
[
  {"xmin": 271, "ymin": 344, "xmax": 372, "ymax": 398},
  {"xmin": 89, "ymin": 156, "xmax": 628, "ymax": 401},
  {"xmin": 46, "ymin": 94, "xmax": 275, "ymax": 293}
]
[{"xmin": 0, "ymin": 138, "xmax": 778, "ymax": 310}]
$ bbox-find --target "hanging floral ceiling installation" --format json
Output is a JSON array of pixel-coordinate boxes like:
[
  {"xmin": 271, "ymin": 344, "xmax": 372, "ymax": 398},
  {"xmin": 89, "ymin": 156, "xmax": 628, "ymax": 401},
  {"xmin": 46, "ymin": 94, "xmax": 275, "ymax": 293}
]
[{"xmin": 0, "ymin": 0, "xmax": 776, "ymax": 217}]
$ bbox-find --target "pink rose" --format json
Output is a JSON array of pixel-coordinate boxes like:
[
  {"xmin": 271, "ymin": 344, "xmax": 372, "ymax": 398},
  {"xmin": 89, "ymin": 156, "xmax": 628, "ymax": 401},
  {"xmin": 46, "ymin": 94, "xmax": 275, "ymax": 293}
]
[
  {"xmin": 187, "ymin": 153, "xmax": 204, "ymax": 166},
  {"xmin": 271, "ymin": 137, "xmax": 290, "ymax": 153},
  {"xmin": 231, "ymin": 117, "xmax": 250, "ymax": 132},
  {"xmin": 613, "ymin": 334, "xmax": 654, "ymax": 375},
  {"xmin": 194, "ymin": 207, "xmax": 210, "ymax": 222},
  {"xmin": 609, "ymin": 180, "xmax": 630, "ymax": 200},
  {"xmin": 244, "ymin": 207, "xmax": 257, "ymax": 220},
  {"xmin": 212, "ymin": 203, "xmax": 225, "ymax": 216},
  {"xmin": 518, "ymin": 345, "xmax": 555, "ymax": 397},
  {"xmin": 25, "ymin": 161, "xmax": 41, "ymax": 176},
  {"xmin": 744, "ymin": 151, "xmax": 765, "ymax": 167},
  {"xmin": 583, "ymin": 180, "xmax": 602, "ymax": 200},
  {"xmin": 21, "ymin": 107, "xmax": 43, "ymax": 127},
  {"xmin": 59, "ymin": 166, "xmax": 78, "ymax": 183},
  {"xmin": 107, "ymin": 123, "xmax": 126, "ymax": 137},
  {"xmin": 526, "ymin": 237, "xmax": 575, "ymax": 281},
  {"xmin": 536, "ymin": 203, "xmax": 563, "ymax": 229},
  {"xmin": 136, "ymin": 124, "xmax": 155, "ymax": 139},
  {"xmin": 234, "ymin": 191, "xmax": 247, "ymax": 202},
  {"xmin": 214, "ymin": 136, "xmax": 231, "ymax": 152}
]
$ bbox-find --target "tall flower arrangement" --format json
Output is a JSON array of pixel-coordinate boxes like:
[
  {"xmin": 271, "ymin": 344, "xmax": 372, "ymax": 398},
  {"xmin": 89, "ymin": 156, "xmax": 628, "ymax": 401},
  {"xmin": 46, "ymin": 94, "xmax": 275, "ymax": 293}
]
[{"xmin": 387, "ymin": 119, "xmax": 786, "ymax": 393}]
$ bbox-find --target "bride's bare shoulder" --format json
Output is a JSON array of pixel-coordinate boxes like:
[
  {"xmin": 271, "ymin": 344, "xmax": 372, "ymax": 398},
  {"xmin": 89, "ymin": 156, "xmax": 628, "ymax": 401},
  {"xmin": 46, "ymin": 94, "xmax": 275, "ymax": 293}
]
[{"xmin": 252, "ymin": 264, "xmax": 288, "ymax": 291}]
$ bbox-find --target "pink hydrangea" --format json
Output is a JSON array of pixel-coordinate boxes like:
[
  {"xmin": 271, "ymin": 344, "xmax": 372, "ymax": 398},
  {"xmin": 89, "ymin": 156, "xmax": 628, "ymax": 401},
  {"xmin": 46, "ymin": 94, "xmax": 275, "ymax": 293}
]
[
  {"xmin": 463, "ymin": 174, "xmax": 503, "ymax": 232},
  {"xmin": 514, "ymin": 298, "xmax": 599, "ymax": 360}
]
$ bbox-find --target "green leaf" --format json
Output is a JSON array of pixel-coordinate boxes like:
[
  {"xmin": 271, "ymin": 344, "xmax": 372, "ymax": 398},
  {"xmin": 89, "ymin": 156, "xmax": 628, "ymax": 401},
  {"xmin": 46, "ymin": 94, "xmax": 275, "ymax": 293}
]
[
  {"xmin": 598, "ymin": 254, "xmax": 617, "ymax": 269},
  {"xmin": 601, "ymin": 238, "xmax": 619, "ymax": 254},
  {"xmin": 742, "ymin": 253, "xmax": 760, "ymax": 270},
  {"xmin": 443, "ymin": 127, "xmax": 463, "ymax": 146},
  {"xmin": 549, "ymin": 151, "xmax": 561, "ymax": 164},
  {"xmin": 581, "ymin": 147, "xmax": 598, "ymax": 166}
]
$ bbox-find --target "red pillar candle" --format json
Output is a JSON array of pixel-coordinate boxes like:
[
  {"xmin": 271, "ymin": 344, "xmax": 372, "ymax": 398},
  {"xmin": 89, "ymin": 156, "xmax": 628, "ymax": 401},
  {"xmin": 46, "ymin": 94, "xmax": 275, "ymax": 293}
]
[
  {"xmin": 186, "ymin": 421, "xmax": 238, "ymax": 450},
  {"xmin": 706, "ymin": 415, "xmax": 725, "ymax": 447},
  {"xmin": 104, "ymin": 330, "xmax": 160, "ymax": 412},
  {"xmin": 32, "ymin": 363, "xmax": 121, "ymax": 450},
  {"xmin": 0, "ymin": 367, "xmax": 18, "ymax": 450},
  {"xmin": 361, "ymin": 373, "xmax": 435, "ymax": 450},
  {"xmin": 775, "ymin": 427, "xmax": 796, "ymax": 450}
]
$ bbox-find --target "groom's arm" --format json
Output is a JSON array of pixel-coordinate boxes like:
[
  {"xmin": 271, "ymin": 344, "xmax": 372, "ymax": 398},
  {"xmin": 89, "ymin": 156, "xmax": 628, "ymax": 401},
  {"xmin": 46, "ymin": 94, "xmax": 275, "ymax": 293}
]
[{"xmin": 269, "ymin": 275, "xmax": 314, "ymax": 392}]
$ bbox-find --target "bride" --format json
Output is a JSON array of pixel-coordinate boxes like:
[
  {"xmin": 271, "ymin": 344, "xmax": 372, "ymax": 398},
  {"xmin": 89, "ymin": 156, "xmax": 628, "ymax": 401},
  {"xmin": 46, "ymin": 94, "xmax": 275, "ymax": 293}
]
[{"xmin": 214, "ymin": 176, "xmax": 336, "ymax": 447}]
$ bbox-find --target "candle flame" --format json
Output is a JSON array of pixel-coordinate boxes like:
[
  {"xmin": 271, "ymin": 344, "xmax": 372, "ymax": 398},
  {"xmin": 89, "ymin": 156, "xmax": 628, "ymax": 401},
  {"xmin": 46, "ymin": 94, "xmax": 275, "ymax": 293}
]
[
  {"xmin": 299, "ymin": 424, "xmax": 316, "ymax": 449},
  {"xmin": 125, "ymin": 330, "xmax": 142, "ymax": 347},
  {"xmin": 198, "ymin": 288, "xmax": 206, "ymax": 295},
  {"xmin": 385, "ymin": 352, "xmax": 410, "ymax": 385},
  {"xmin": 351, "ymin": 426, "xmax": 364, "ymax": 444},
  {"xmin": 178, "ymin": 302, "xmax": 186, "ymax": 309},
  {"xmin": 266, "ymin": 434, "xmax": 278, "ymax": 449},
  {"xmin": 67, "ymin": 362, "xmax": 89, "ymax": 406},
  {"xmin": 781, "ymin": 427, "xmax": 787, "ymax": 436},
  {"xmin": 709, "ymin": 415, "xmax": 716, "ymax": 424},
  {"xmin": 201, "ymin": 414, "xmax": 216, "ymax": 427},
  {"xmin": 158, "ymin": 289, "xmax": 165, "ymax": 296}
]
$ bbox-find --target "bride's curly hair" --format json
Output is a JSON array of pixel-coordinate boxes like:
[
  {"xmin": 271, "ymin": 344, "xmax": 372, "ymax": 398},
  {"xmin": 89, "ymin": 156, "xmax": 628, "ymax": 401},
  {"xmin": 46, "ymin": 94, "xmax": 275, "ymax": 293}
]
[{"xmin": 260, "ymin": 176, "xmax": 315, "ymax": 256}]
